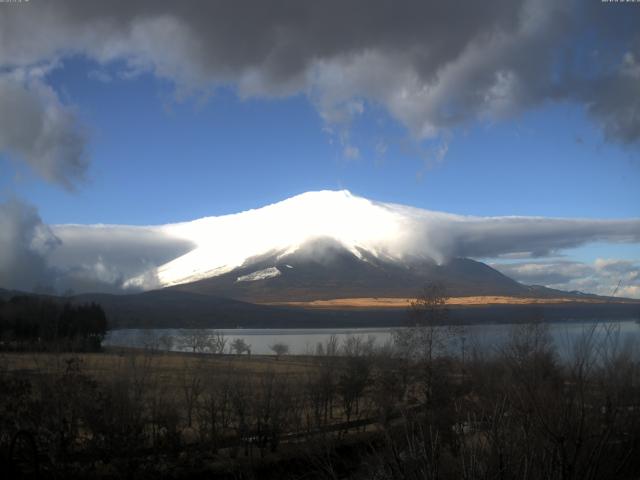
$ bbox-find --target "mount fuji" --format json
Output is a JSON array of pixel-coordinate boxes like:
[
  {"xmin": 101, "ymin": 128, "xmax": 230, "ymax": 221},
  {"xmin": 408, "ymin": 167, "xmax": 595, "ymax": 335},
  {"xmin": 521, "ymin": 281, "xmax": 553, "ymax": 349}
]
[
  {"xmin": 108, "ymin": 190, "xmax": 635, "ymax": 304},
  {"xmin": 40, "ymin": 190, "xmax": 640, "ymax": 328}
]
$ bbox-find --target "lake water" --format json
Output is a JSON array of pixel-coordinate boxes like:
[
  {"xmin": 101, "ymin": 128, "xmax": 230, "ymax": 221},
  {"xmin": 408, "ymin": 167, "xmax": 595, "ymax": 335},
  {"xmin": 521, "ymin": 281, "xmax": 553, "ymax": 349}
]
[{"xmin": 104, "ymin": 319, "xmax": 640, "ymax": 359}]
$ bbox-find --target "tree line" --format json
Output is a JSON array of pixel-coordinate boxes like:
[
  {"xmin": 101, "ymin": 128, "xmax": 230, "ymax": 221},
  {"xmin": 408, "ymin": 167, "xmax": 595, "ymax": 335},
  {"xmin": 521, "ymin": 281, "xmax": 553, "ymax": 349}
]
[{"xmin": 0, "ymin": 295, "xmax": 108, "ymax": 351}]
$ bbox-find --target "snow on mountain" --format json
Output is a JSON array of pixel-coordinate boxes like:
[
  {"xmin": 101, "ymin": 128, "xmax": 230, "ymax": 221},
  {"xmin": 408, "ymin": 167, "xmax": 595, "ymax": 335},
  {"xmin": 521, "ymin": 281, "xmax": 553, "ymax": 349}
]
[
  {"xmin": 236, "ymin": 267, "xmax": 281, "ymax": 283},
  {"xmin": 125, "ymin": 190, "xmax": 435, "ymax": 289},
  {"xmin": 121, "ymin": 190, "xmax": 640, "ymax": 291}
]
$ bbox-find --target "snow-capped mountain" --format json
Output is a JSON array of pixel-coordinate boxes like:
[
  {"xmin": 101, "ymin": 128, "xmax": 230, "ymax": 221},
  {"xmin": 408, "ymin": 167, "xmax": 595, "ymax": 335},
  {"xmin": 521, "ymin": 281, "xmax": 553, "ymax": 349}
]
[
  {"xmin": 118, "ymin": 189, "xmax": 640, "ymax": 300},
  {"xmin": 170, "ymin": 236, "xmax": 529, "ymax": 302},
  {"xmin": 124, "ymin": 190, "xmax": 445, "ymax": 290}
]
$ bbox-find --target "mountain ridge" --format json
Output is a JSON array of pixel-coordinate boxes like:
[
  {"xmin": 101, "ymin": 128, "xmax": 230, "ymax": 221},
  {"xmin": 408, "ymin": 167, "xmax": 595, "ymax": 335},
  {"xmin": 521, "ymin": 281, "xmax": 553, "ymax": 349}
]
[
  {"xmin": 120, "ymin": 190, "xmax": 639, "ymax": 295},
  {"xmin": 168, "ymin": 237, "xmax": 623, "ymax": 304}
]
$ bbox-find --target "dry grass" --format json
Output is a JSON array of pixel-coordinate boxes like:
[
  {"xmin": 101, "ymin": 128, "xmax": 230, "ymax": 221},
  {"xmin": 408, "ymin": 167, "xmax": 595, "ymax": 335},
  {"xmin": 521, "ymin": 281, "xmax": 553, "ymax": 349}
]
[
  {"xmin": 0, "ymin": 349, "xmax": 317, "ymax": 388},
  {"xmin": 266, "ymin": 295, "xmax": 637, "ymax": 309}
]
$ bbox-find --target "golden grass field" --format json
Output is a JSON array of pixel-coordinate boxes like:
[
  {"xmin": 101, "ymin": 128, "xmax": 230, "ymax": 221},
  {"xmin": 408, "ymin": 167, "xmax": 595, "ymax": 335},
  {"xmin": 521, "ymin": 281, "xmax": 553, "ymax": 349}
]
[{"xmin": 267, "ymin": 295, "xmax": 639, "ymax": 309}]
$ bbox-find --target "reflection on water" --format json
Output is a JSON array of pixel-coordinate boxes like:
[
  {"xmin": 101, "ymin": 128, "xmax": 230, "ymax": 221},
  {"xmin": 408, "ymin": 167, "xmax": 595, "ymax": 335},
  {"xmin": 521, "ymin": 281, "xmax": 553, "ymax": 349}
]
[{"xmin": 104, "ymin": 320, "xmax": 640, "ymax": 358}]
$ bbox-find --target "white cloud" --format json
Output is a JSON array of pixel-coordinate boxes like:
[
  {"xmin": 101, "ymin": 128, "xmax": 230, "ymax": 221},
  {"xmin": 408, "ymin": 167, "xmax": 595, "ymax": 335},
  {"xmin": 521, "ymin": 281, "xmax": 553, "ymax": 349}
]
[
  {"xmin": 0, "ymin": 197, "xmax": 195, "ymax": 294},
  {"xmin": 87, "ymin": 69, "xmax": 112, "ymax": 83},
  {"xmin": 492, "ymin": 258, "xmax": 640, "ymax": 298},
  {"xmin": 343, "ymin": 145, "xmax": 360, "ymax": 160},
  {"xmin": 49, "ymin": 223, "xmax": 195, "ymax": 292}
]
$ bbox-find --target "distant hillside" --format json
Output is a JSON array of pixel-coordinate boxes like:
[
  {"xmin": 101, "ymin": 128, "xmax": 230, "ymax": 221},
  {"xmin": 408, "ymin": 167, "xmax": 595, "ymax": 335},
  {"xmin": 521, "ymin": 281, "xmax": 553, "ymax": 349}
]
[
  {"xmin": 0, "ymin": 287, "xmax": 637, "ymax": 329},
  {"xmin": 64, "ymin": 290, "xmax": 640, "ymax": 329}
]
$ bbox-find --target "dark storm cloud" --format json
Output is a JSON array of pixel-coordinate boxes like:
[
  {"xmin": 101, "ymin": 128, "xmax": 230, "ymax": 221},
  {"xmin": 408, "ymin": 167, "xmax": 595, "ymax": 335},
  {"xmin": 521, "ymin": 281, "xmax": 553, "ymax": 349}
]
[
  {"xmin": 0, "ymin": 0, "xmax": 524, "ymax": 85},
  {"xmin": 582, "ymin": 52, "xmax": 640, "ymax": 145},
  {"xmin": 0, "ymin": 198, "xmax": 59, "ymax": 291},
  {"xmin": 1, "ymin": 0, "xmax": 638, "ymax": 166},
  {"xmin": 0, "ymin": 73, "xmax": 88, "ymax": 189}
]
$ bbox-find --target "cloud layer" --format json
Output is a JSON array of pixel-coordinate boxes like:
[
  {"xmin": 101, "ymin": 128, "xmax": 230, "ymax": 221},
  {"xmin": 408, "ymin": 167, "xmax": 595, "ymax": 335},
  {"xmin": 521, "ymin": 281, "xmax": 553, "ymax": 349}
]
[
  {"xmin": 0, "ymin": 0, "xmax": 639, "ymax": 183},
  {"xmin": 0, "ymin": 191, "xmax": 638, "ymax": 295},
  {"xmin": 5, "ymin": 190, "xmax": 638, "ymax": 296},
  {"xmin": 492, "ymin": 259, "xmax": 640, "ymax": 299},
  {"xmin": 48, "ymin": 224, "xmax": 195, "ymax": 293},
  {"xmin": 0, "ymin": 198, "xmax": 194, "ymax": 294}
]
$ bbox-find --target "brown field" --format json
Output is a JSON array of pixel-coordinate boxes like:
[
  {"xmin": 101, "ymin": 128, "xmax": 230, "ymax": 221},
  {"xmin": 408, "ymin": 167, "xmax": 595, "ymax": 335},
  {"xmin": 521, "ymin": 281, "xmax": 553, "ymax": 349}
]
[
  {"xmin": 2, "ymin": 338, "xmax": 639, "ymax": 479},
  {"xmin": 0, "ymin": 349, "xmax": 316, "ymax": 387},
  {"xmin": 267, "ymin": 295, "xmax": 636, "ymax": 309}
]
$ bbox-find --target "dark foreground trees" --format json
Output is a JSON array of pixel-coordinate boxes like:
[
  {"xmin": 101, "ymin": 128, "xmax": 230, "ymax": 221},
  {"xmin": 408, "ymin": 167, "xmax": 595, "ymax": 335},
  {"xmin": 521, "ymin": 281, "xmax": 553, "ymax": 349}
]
[
  {"xmin": 367, "ymin": 320, "xmax": 640, "ymax": 480},
  {"xmin": 0, "ymin": 295, "xmax": 108, "ymax": 351},
  {"xmin": 0, "ymin": 313, "xmax": 638, "ymax": 478}
]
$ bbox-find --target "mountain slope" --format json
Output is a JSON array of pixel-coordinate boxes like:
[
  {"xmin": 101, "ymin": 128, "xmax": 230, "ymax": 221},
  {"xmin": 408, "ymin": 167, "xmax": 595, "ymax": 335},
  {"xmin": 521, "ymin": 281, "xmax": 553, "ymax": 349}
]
[
  {"xmin": 115, "ymin": 190, "xmax": 640, "ymax": 304},
  {"xmin": 125, "ymin": 190, "xmax": 415, "ymax": 289},
  {"xmin": 171, "ymin": 237, "xmax": 529, "ymax": 302}
]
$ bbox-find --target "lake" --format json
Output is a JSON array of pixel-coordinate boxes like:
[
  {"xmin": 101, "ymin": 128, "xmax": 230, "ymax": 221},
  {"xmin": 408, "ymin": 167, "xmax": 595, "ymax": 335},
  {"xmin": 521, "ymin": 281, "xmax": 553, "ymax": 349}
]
[{"xmin": 104, "ymin": 319, "xmax": 640, "ymax": 359}]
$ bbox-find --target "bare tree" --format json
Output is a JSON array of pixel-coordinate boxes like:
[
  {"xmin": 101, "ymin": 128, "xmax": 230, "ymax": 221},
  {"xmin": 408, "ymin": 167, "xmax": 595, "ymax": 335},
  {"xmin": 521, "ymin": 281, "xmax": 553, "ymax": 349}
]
[
  {"xmin": 140, "ymin": 330, "xmax": 160, "ymax": 353},
  {"xmin": 393, "ymin": 283, "xmax": 459, "ymax": 405},
  {"xmin": 205, "ymin": 331, "xmax": 227, "ymax": 355},
  {"xmin": 179, "ymin": 329, "xmax": 211, "ymax": 354},
  {"xmin": 408, "ymin": 282, "xmax": 452, "ymax": 361},
  {"xmin": 270, "ymin": 342, "xmax": 289, "ymax": 360},
  {"xmin": 231, "ymin": 338, "xmax": 251, "ymax": 355},
  {"xmin": 199, "ymin": 368, "xmax": 234, "ymax": 452},
  {"xmin": 229, "ymin": 374, "xmax": 252, "ymax": 457},
  {"xmin": 315, "ymin": 334, "xmax": 339, "ymax": 357},
  {"xmin": 341, "ymin": 334, "xmax": 376, "ymax": 358},
  {"xmin": 158, "ymin": 333, "xmax": 174, "ymax": 352},
  {"xmin": 306, "ymin": 358, "xmax": 337, "ymax": 428},
  {"xmin": 252, "ymin": 370, "xmax": 295, "ymax": 456},
  {"xmin": 338, "ymin": 354, "xmax": 371, "ymax": 427},
  {"xmin": 180, "ymin": 359, "xmax": 204, "ymax": 428}
]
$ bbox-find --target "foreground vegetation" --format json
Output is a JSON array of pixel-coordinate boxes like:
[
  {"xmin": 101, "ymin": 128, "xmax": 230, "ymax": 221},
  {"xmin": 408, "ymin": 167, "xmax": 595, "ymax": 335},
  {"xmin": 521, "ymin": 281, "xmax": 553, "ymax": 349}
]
[
  {"xmin": 1, "ymin": 287, "xmax": 639, "ymax": 479},
  {"xmin": 1, "ymin": 327, "xmax": 638, "ymax": 478}
]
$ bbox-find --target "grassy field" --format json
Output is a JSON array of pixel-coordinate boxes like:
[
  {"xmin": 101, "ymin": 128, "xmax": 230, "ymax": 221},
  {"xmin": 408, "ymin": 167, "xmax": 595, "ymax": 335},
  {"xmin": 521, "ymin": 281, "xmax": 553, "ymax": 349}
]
[
  {"xmin": 1, "ymin": 348, "xmax": 317, "ymax": 386},
  {"xmin": 2, "ymin": 328, "xmax": 639, "ymax": 480},
  {"xmin": 267, "ymin": 295, "xmax": 640, "ymax": 308}
]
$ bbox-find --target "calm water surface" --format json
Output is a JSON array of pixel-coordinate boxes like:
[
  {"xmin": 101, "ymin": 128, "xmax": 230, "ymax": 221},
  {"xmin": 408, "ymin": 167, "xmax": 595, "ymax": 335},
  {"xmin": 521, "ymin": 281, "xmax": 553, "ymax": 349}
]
[{"xmin": 104, "ymin": 319, "xmax": 640, "ymax": 358}]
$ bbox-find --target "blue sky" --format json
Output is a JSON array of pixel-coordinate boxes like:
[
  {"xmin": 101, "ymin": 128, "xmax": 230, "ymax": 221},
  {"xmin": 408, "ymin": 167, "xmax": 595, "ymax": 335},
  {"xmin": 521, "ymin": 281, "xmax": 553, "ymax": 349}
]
[
  {"xmin": 0, "ymin": 0, "xmax": 638, "ymax": 296},
  {"xmin": 2, "ymin": 56, "xmax": 638, "ymax": 227}
]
